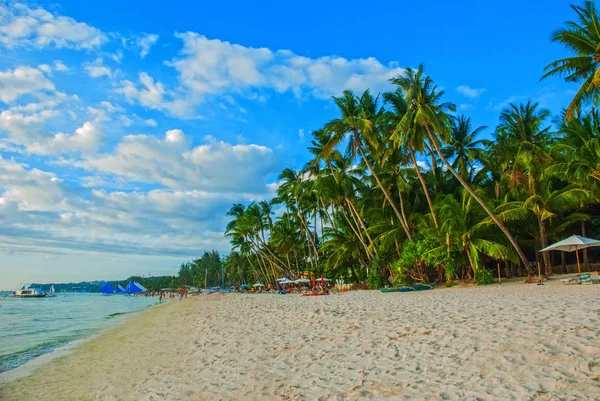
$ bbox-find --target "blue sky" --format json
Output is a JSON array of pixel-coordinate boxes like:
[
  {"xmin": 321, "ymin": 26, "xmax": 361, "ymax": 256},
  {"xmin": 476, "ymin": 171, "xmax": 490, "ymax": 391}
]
[{"xmin": 0, "ymin": 0, "xmax": 577, "ymax": 287}]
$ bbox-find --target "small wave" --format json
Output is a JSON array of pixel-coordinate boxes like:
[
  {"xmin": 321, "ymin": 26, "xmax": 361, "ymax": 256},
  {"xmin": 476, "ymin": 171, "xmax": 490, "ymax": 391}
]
[
  {"xmin": 106, "ymin": 311, "xmax": 130, "ymax": 319},
  {"xmin": 0, "ymin": 336, "xmax": 77, "ymax": 373}
]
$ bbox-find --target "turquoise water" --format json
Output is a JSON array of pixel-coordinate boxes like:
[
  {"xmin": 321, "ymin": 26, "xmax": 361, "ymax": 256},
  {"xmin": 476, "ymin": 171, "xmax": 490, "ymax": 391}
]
[{"xmin": 0, "ymin": 293, "xmax": 157, "ymax": 373}]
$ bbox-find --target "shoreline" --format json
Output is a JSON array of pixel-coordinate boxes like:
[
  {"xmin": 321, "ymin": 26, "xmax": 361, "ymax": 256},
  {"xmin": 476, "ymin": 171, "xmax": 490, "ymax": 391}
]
[
  {"xmin": 0, "ymin": 299, "xmax": 163, "ymax": 386},
  {"xmin": 1, "ymin": 286, "xmax": 599, "ymax": 400}
]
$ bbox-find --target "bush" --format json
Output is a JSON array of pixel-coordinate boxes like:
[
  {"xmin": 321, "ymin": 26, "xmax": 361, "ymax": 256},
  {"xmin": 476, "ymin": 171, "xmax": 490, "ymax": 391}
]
[
  {"xmin": 368, "ymin": 252, "xmax": 392, "ymax": 289},
  {"xmin": 474, "ymin": 268, "xmax": 495, "ymax": 285},
  {"xmin": 392, "ymin": 236, "xmax": 465, "ymax": 285}
]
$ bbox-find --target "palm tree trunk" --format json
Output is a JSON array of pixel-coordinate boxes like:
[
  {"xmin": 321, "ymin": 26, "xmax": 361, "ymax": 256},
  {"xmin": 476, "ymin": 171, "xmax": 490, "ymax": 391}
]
[
  {"xmin": 398, "ymin": 190, "xmax": 409, "ymax": 233},
  {"xmin": 295, "ymin": 200, "xmax": 318, "ymax": 264},
  {"xmin": 424, "ymin": 126, "xmax": 532, "ymax": 274},
  {"xmin": 248, "ymin": 238, "xmax": 285, "ymax": 273},
  {"xmin": 294, "ymin": 250, "xmax": 299, "ymax": 276},
  {"xmin": 347, "ymin": 199, "xmax": 374, "ymax": 247},
  {"xmin": 355, "ymin": 139, "xmax": 413, "ymax": 242},
  {"xmin": 504, "ymin": 260, "xmax": 511, "ymax": 279},
  {"xmin": 320, "ymin": 198, "xmax": 336, "ymax": 230},
  {"xmin": 465, "ymin": 245, "xmax": 476, "ymax": 280},
  {"xmin": 341, "ymin": 206, "xmax": 373, "ymax": 259},
  {"xmin": 582, "ymin": 221, "xmax": 589, "ymax": 270},
  {"xmin": 409, "ymin": 148, "xmax": 439, "ymax": 228},
  {"xmin": 427, "ymin": 143, "xmax": 438, "ymax": 191},
  {"xmin": 538, "ymin": 217, "xmax": 552, "ymax": 276}
]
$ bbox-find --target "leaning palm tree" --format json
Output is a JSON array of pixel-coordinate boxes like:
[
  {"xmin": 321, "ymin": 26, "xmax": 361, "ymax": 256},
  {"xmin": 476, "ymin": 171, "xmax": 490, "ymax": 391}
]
[
  {"xmin": 390, "ymin": 64, "xmax": 531, "ymax": 271},
  {"xmin": 385, "ymin": 88, "xmax": 440, "ymax": 228},
  {"xmin": 542, "ymin": 1, "xmax": 600, "ymax": 119},
  {"xmin": 324, "ymin": 90, "xmax": 413, "ymax": 241}
]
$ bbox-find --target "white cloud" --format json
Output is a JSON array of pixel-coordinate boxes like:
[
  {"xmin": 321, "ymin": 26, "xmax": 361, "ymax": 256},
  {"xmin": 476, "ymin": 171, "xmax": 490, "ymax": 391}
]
[
  {"xmin": 120, "ymin": 115, "xmax": 133, "ymax": 126},
  {"xmin": 78, "ymin": 130, "xmax": 276, "ymax": 193},
  {"xmin": 0, "ymin": 3, "xmax": 106, "ymax": 49},
  {"xmin": 0, "ymin": 108, "xmax": 59, "ymax": 145},
  {"xmin": 135, "ymin": 33, "xmax": 159, "ymax": 58},
  {"xmin": 172, "ymin": 33, "xmax": 405, "ymax": 99},
  {"xmin": 165, "ymin": 128, "xmax": 185, "ymax": 143},
  {"xmin": 0, "ymin": 154, "xmax": 267, "ymax": 270},
  {"xmin": 28, "ymin": 121, "xmax": 104, "ymax": 155},
  {"xmin": 144, "ymin": 118, "xmax": 157, "ymax": 127},
  {"xmin": 52, "ymin": 60, "xmax": 68, "ymax": 72},
  {"xmin": 0, "ymin": 157, "xmax": 68, "ymax": 211},
  {"xmin": 298, "ymin": 129, "xmax": 304, "ymax": 138},
  {"xmin": 86, "ymin": 65, "xmax": 111, "ymax": 78},
  {"xmin": 85, "ymin": 59, "xmax": 112, "ymax": 78},
  {"xmin": 0, "ymin": 66, "xmax": 55, "ymax": 103},
  {"xmin": 457, "ymin": 85, "xmax": 486, "ymax": 99},
  {"xmin": 489, "ymin": 95, "xmax": 525, "ymax": 111},
  {"xmin": 37, "ymin": 64, "xmax": 52, "ymax": 74},
  {"xmin": 117, "ymin": 72, "xmax": 192, "ymax": 117},
  {"xmin": 119, "ymin": 33, "xmax": 406, "ymax": 117},
  {"xmin": 99, "ymin": 101, "xmax": 123, "ymax": 113},
  {"xmin": 458, "ymin": 103, "xmax": 472, "ymax": 111}
]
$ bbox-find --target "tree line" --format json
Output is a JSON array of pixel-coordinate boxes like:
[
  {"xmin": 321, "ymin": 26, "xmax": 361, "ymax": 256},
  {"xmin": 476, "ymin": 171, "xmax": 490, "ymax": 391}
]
[{"xmin": 222, "ymin": 2, "xmax": 600, "ymax": 288}]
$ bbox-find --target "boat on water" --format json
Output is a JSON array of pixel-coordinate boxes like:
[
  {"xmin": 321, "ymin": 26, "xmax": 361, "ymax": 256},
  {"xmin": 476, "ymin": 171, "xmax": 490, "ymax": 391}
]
[
  {"xmin": 47, "ymin": 285, "xmax": 57, "ymax": 297},
  {"xmin": 13, "ymin": 285, "xmax": 48, "ymax": 298},
  {"xmin": 99, "ymin": 283, "xmax": 126, "ymax": 295}
]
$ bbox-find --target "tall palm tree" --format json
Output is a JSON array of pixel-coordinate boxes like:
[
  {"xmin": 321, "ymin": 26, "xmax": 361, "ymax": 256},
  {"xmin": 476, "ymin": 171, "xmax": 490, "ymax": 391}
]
[
  {"xmin": 542, "ymin": 1, "xmax": 600, "ymax": 119},
  {"xmin": 324, "ymin": 90, "xmax": 414, "ymax": 241},
  {"xmin": 495, "ymin": 101, "xmax": 556, "ymax": 273},
  {"xmin": 385, "ymin": 88, "xmax": 440, "ymax": 228},
  {"xmin": 390, "ymin": 64, "xmax": 531, "ymax": 271}
]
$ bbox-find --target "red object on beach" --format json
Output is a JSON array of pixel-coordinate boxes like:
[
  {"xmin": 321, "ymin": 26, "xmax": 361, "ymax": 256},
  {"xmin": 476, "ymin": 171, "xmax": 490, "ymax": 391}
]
[
  {"xmin": 320, "ymin": 275, "xmax": 325, "ymax": 287},
  {"xmin": 312, "ymin": 276, "xmax": 316, "ymax": 287}
]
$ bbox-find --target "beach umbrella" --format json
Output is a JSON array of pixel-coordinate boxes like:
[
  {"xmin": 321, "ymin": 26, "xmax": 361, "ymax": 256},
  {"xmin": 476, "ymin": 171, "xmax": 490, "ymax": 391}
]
[
  {"xmin": 277, "ymin": 277, "xmax": 291, "ymax": 282},
  {"xmin": 539, "ymin": 235, "xmax": 600, "ymax": 275}
]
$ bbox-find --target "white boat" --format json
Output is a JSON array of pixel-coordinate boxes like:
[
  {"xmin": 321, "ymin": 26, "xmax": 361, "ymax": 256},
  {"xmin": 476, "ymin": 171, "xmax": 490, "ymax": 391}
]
[
  {"xmin": 47, "ymin": 285, "xmax": 56, "ymax": 297},
  {"xmin": 13, "ymin": 285, "xmax": 48, "ymax": 298}
]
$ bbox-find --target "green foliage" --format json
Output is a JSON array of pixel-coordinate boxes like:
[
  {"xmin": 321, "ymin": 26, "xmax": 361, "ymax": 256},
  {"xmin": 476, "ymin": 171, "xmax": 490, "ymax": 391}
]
[
  {"xmin": 473, "ymin": 268, "xmax": 495, "ymax": 285},
  {"xmin": 367, "ymin": 253, "xmax": 391, "ymax": 289},
  {"xmin": 216, "ymin": 6, "xmax": 600, "ymax": 287}
]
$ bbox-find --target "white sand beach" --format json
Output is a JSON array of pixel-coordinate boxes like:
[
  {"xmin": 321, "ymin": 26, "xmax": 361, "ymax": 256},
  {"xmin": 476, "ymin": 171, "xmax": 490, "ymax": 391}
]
[{"xmin": 1, "ymin": 282, "xmax": 599, "ymax": 400}]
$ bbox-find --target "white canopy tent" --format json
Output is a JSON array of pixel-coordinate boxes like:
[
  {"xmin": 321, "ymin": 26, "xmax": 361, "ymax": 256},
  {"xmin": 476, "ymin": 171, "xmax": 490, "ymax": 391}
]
[{"xmin": 539, "ymin": 235, "xmax": 600, "ymax": 274}]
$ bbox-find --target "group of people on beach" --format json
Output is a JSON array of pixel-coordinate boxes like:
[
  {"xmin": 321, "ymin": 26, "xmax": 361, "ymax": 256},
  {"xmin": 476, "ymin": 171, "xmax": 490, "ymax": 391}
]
[
  {"xmin": 158, "ymin": 289, "xmax": 186, "ymax": 302},
  {"xmin": 230, "ymin": 280, "xmax": 333, "ymax": 295}
]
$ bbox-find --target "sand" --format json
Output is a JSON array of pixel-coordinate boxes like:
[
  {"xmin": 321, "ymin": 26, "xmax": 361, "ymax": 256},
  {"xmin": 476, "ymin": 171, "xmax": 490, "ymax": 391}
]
[{"xmin": 1, "ymin": 282, "xmax": 600, "ymax": 400}]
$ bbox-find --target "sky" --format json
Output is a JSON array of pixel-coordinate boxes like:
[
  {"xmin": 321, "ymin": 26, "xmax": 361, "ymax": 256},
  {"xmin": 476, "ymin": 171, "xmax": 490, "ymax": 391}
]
[{"xmin": 0, "ymin": 0, "xmax": 578, "ymax": 288}]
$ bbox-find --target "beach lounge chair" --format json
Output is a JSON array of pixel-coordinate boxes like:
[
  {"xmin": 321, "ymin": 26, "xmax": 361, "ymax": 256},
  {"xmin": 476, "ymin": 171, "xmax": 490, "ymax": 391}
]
[
  {"xmin": 412, "ymin": 283, "xmax": 433, "ymax": 291},
  {"xmin": 561, "ymin": 276, "xmax": 582, "ymax": 284},
  {"xmin": 380, "ymin": 284, "xmax": 433, "ymax": 293},
  {"xmin": 581, "ymin": 273, "xmax": 600, "ymax": 284}
]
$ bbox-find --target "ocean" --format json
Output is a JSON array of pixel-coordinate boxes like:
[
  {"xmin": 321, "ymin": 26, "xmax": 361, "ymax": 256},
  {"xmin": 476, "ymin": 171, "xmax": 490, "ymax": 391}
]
[{"xmin": 0, "ymin": 292, "xmax": 157, "ymax": 373}]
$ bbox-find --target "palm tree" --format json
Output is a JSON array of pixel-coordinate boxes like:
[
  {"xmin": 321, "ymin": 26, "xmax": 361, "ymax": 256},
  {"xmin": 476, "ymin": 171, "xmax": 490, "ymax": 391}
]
[
  {"xmin": 495, "ymin": 182, "xmax": 588, "ymax": 275},
  {"xmin": 324, "ymin": 90, "xmax": 414, "ymax": 241},
  {"xmin": 435, "ymin": 190, "xmax": 517, "ymax": 279},
  {"xmin": 495, "ymin": 101, "xmax": 557, "ymax": 273},
  {"xmin": 442, "ymin": 116, "xmax": 486, "ymax": 181},
  {"xmin": 390, "ymin": 64, "xmax": 531, "ymax": 272},
  {"xmin": 385, "ymin": 88, "xmax": 440, "ymax": 228},
  {"xmin": 542, "ymin": 1, "xmax": 600, "ymax": 119}
]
